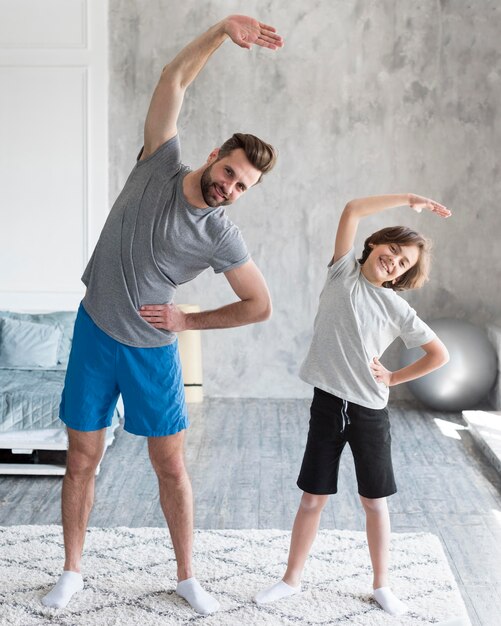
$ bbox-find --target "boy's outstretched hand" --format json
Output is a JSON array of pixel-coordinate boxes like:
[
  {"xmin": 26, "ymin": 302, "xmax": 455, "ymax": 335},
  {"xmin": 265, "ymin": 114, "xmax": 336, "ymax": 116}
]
[
  {"xmin": 223, "ymin": 15, "xmax": 284, "ymax": 50},
  {"xmin": 409, "ymin": 194, "xmax": 452, "ymax": 218}
]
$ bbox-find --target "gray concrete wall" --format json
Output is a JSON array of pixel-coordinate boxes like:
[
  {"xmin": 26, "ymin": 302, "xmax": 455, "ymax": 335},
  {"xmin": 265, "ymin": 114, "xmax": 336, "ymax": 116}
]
[{"xmin": 109, "ymin": 1, "xmax": 501, "ymax": 398}]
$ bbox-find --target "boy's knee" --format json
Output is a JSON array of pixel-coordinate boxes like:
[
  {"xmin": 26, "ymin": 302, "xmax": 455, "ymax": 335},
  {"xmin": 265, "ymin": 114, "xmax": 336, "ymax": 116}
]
[
  {"xmin": 360, "ymin": 495, "xmax": 387, "ymax": 513},
  {"xmin": 300, "ymin": 492, "xmax": 329, "ymax": 513}
]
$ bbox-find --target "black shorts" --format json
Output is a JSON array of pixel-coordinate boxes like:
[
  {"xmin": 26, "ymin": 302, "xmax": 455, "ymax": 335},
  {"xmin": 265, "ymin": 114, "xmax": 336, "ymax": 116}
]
[{"xmin": 297, "ymin": 387, "xmax": 397, "ymax": 499}]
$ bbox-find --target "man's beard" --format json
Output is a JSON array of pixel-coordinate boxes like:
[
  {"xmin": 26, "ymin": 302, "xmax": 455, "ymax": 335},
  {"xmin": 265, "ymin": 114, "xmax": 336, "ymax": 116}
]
[{"xmin": 200, "ymin": 163, "xmax": 230, "ymax": 207}]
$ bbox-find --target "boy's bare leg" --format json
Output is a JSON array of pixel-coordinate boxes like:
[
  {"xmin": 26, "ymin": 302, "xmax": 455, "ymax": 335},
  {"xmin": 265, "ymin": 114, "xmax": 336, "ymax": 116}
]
[
  {"xmin": 255, "ymin": 492, "xmax": 328, "ymax": 604},
  {"xmin": 360, "ymin": 495, "xmax": 407, "ymax": 616}
]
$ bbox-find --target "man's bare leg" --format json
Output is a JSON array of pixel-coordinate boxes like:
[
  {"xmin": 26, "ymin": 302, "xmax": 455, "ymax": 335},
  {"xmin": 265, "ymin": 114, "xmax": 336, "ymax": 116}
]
[
  {"xmin": 148, "ymin": 431, "xmax": 219, "ymax": 616},
  {"xmin": 42, "ymin": 427, "xmax": 106, "ymax": 608}
]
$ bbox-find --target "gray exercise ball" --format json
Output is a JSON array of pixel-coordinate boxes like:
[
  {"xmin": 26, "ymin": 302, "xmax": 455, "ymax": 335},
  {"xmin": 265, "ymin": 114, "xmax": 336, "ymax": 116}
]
[{"xmin": 399, "ymin": 318, "xmax": 498, "ymax": 411}]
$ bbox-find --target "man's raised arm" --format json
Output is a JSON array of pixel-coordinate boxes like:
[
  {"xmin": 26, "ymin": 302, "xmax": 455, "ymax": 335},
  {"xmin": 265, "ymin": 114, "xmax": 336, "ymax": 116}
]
[{"xmin": 141, "ymin": 15, "xmax": 284, "ymax": 159}]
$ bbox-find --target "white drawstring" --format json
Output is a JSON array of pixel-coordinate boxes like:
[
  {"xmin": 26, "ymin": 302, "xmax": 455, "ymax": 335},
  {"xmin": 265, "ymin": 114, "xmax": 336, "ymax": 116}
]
[{"xmin": 340, "ymin": 399, "xmax": 351, "ymax": 433}]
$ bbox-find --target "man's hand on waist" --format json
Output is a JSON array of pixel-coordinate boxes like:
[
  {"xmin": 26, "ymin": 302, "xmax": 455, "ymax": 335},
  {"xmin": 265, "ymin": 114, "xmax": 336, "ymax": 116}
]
[{"xmin": 139, "ymin": 304, "xmax": 187, "ymax": 332}]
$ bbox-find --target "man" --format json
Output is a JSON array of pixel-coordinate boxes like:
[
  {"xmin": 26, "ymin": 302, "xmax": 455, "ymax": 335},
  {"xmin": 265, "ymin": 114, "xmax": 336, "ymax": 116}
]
[{"xmin": 42, "ymin": 14, "xmax": 283, "ymax": 616}]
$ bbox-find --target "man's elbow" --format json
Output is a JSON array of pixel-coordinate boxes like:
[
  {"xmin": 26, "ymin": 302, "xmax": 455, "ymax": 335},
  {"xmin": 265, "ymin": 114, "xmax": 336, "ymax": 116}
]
[
  {"xmin": 252, "ymin": 296, "xmax": 272, "ymax": 323},
  {"xmin": 160, "ymin": 63, "xmax": 184, "ymax": 90}
]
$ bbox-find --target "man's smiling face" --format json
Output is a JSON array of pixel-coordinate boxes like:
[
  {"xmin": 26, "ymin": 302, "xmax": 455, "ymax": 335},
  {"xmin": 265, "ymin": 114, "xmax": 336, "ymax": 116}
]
[{"xmin": 200, "ymin": 148, "xmax": 262, "ymax": 207}]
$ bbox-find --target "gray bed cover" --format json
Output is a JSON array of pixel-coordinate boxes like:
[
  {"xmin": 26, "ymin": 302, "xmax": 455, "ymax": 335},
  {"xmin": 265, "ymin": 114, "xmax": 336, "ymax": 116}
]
[{"xmin": 0, "ymin": 368, "xmax": 67, "ymax": 432}]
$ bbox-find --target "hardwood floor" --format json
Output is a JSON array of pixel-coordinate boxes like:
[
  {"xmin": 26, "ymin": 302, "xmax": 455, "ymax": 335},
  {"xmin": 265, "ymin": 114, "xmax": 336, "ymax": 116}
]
[{"xmin": 1, "ymin": 398, "xmax": 500, "ymax": 625}]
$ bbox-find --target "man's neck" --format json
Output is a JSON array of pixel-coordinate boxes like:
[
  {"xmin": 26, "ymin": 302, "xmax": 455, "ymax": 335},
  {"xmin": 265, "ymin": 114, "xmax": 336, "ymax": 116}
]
[{"xmin": 183, "ymin": 169, "xmax": 208, "ymax": 208}]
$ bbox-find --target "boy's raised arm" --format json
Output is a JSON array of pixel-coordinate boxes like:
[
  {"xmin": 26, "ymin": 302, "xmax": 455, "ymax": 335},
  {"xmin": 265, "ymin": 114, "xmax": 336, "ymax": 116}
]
[{"xmin": 332, "ymin": 194, "xmax": 450, "ymax": 264}]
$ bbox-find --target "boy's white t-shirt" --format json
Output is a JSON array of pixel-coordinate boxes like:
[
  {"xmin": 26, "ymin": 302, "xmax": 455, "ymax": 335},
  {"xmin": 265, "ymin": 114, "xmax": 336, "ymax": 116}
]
[{"xmin": 299, "ymin": 248, "xmax": 436, "ymax": 409}]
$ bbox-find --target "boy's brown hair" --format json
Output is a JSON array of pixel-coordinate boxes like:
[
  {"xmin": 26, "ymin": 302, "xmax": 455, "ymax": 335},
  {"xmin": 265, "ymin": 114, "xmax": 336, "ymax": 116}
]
[
  {"xmin": 358, "ymin": 226, "xmax": 432, "ymax": 291},
  {"xmin": 218, "ymin": 133, "xmax": 277, "ymax": 183}
]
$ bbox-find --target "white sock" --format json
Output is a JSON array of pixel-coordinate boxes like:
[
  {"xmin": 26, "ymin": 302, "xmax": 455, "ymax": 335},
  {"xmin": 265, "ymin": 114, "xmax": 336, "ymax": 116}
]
[
  {"xmin": 176, "ymin": 577, "xmax": 220, "ymax": 616},
  {"xmin": 373, "ymin": 586, "xmax": 408, "ymax": 616},
  {"xmin": 42, "ymin": 571, "xmax": 84, "ymax": 609},
  {"xmin": 255, "ymin": 580, "xmax": 301, "ymax": 605}
]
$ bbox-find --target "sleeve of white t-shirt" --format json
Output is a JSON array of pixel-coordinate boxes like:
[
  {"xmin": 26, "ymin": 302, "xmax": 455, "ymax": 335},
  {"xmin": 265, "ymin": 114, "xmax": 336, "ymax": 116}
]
[
  {"xmin": 399, "ymin": 304, "xmax": 436, "ymax": 349},
  {"xmin": 327, "ymin": 247, "xmax": 358, "ymax": 280}
]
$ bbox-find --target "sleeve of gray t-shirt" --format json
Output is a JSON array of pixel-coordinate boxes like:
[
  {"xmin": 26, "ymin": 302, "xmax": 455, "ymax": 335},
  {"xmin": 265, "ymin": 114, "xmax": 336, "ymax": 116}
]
[
  {"xmin": 210, "ymin": 223, "xmax": 251, "ymax": 274},
  {"xmin": 399, "ymin": 304, "xmax": 436, "ymax": 349},
  {"xmin": 135, "ymin": 134, "xmax": 182, "ymax": 174}
]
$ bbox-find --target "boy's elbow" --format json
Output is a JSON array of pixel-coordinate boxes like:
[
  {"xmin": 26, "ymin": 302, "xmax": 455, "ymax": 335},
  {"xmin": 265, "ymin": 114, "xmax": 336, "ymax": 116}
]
[
  {"xmin": 438, "ymin": 345, "xmax": 450, "ymax": 367},
  {"xmin": 343, "ymin": 201, "xmax": 356, "ymax": 215}
]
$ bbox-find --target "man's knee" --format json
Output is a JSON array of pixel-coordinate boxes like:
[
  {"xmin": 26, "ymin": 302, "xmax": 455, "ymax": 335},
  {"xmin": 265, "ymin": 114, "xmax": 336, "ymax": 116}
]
[
  {"xmin": 148, "ymin": 433, "xmax": 187, "ymax": 484},
  {"xmin": 66, "ymin": 428, "xmax": 105, "ymax": 477},
  {"xmin": 66, "ymin": 447, "xmax": 101, "ymax": 478},
  {"xmin": 150, "ymin": 451, "xmax": 186, "ymax": 484}
]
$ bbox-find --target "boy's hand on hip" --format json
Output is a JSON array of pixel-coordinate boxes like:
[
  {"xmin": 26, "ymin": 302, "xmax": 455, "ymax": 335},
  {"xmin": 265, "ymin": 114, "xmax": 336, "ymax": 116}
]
[
  {"xmin": 370, "ymin": 356, "xmax": 393, "ymax": 388},
  {"xmin": 139, "ymin": 304, "xmax": 187, "ymax": 332}
]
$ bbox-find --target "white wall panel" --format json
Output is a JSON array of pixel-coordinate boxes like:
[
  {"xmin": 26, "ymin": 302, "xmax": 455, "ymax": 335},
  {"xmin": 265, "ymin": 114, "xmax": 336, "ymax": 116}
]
[
  {"xmin": 0, "ymin": 0, "xmax": 107, "ymax": 311},
  {"xmin": 0, "ymin": 66, "xmax": 86, "ymax": 292},
  {"xmin": 0, "ymin": 0, "xmax": 86, "ymax": 48}
]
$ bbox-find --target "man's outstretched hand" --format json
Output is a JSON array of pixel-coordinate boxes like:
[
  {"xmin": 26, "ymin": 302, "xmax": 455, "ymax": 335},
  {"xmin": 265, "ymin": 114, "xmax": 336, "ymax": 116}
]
[{"xmin": 223, "ymin": 15, "xmax": 284, "ymax": 50}]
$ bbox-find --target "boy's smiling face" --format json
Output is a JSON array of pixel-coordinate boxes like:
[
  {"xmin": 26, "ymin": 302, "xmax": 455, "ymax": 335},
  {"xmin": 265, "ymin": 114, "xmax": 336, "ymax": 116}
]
[{"xmin": 362, "ymin": 242, "xmax": 420, "ymax": 287}]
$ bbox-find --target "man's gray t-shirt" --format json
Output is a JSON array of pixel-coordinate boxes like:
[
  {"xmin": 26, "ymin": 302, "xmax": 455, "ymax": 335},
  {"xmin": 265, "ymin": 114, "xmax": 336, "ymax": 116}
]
[
  {"xmin": 299, "ymin": 248, "xmax": 436, "ymax": 409},
  {"xmin": 82, "ymin": 135, "xmax": 250, "ymax": 347}
]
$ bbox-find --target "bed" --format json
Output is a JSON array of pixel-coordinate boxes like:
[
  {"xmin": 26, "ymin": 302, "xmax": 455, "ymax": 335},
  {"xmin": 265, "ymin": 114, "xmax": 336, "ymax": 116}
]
[{"xmin": 0, "ymin": 310, "xmax": 118, "ymax": 475}]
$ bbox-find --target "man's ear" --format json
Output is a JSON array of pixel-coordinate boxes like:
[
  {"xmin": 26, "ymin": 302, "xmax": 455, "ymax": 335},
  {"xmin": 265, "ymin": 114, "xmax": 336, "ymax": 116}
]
[{"xmin": 207, "ymin": 147, "xmax": 220, "ymax": 163}]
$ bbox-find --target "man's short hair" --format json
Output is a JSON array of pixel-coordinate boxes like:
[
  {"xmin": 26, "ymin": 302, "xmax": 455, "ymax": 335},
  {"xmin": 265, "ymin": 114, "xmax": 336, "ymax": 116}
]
[{"xmin": 218, "ymin": 133, "xmax": 277, "ymax": 183}]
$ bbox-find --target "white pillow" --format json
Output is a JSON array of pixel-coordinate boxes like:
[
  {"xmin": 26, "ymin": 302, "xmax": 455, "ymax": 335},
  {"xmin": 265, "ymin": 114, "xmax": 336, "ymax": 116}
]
[{"xmin": 0, "ymin": 317, "xmax": 62, "ymax": 368}]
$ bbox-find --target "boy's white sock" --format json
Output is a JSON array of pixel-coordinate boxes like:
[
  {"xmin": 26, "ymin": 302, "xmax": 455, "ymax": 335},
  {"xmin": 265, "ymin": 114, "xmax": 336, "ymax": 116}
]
[
  {"xmin": 42, "ymin": 571, "xmax": 84, "ymax": 609},
  {"xmin": 176, "ymin": 577, "xmax": 220, "ymax": 615},
  {"xmin": 254, "ymin": 580, "xmax": 301, "ymax": 604},
  {"xmin": 373, "ymin": 586, "xmax": 408, "ymax": 616}
]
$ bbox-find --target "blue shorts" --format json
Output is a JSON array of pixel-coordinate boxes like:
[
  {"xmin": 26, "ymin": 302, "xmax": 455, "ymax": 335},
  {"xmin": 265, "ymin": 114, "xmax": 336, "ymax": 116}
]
[{"xmin": 60, "ymin": 304, "xmax": 189, "ymax": 437}]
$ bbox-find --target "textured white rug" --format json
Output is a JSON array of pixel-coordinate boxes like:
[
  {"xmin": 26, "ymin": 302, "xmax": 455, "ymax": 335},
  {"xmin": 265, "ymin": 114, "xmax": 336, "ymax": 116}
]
[{"xmin": 0, "ymin": 526, "xmax": 470, "ymax": 625}]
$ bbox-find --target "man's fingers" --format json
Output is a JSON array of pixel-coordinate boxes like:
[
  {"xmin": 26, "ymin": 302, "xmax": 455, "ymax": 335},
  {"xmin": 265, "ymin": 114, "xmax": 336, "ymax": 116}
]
[
  {"xmin": 258, "ymin": 24, "xmax": 284, "ymax": 46},
  {"xmin": 258, "ymin": 21, "xmax": 277, "ymax": 32},
  {"xmin": 255, "ymin": 39, "xmax": 280, "ymax": 50},
  {"xmin": 139, "ymin": 311, "xmax": 165, "ymax": 321},
  {"xmin": 140, "ymin": 304, "xmax": 168, "ymax": 311},
  {"xmin": 139, "ymin": 309, "xmax": 165, "ymax": 315}
]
